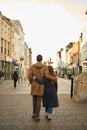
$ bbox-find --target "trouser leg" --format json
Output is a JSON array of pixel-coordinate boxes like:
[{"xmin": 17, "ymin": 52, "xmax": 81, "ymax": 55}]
[
  {"xmin": 47, "ymin": 107, "xmax": 53, "ymax": 114},
  {"xmin": 33, "ymin": 96, "xmax": 37, "ymax": 114},
  {"xmin": 45, "ymin": 107, "xmax": 48, "ymax": 113},
  {"xmin": 36, "ymin": 96, "xmax": 42, "ymax": 116},
  {"xmin": 14, "ymin": 80, "xmax": 16, "ymax": 87},
  {"xmin": 14, "ymin": 79, "xmax": 17, "ymax": 87}
]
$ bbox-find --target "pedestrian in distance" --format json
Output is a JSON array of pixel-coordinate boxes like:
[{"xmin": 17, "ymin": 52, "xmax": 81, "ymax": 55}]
[
  {"xmin": 0, "ymin": 70, "xmax": 2, "ymax": 80},
  {"xmin": 28, "ymin": 54, "xmax": 57, "ymax": 121},
  {"xmin": 34, "ymin": 65, "xmax": 59, "ymax": 121},
  {"xmin": 1, "ymin": 71, "xmax": 4, "ymax": 80},
  {"xmin": 12, "ymin": 70, "xmax": 18, "ymax": 88},
  {"xmin": 0, "ymin": 70, "xmax": 2, "ymax": 84}
]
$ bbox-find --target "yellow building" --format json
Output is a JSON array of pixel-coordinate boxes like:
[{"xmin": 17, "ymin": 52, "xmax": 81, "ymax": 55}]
[
  {"xmin": 24, "ymin": 42, "xmax": 30, "ymax": 79},
  {"xmin": 66, "ymin": 42, "xmax": 74, "ymax": 77},
  {"xmin": 81, "ymin": 19, "xmax": 87, "ymax": 72},
  {"xmin": 12, "ymin": 20, "xmax": 25, "ymax": 80},
  {"xmin": 0, "ymin": 11, "xmax": 32, "ymax": 80},
  {"xmin": 0, "ymin": 11, "xmax": 13, "ymax": 79},
  {"xmin": 66, "ymin": 35, "xmax": 82, "ymax": 77},
  {"xmin": 29, "ymin": 48, "xmax": 32, "ymax": 67}
]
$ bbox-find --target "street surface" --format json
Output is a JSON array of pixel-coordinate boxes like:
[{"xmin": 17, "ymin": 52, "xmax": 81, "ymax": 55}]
[{"xmin": 0, "ymin": 78, "xmax": 87, "ymax": 130}]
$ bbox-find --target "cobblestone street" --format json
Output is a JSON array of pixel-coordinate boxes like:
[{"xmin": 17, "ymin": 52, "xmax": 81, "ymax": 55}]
[{"xmin": 0, "ymin": 79, "xmax": 87, "ymax": 130}]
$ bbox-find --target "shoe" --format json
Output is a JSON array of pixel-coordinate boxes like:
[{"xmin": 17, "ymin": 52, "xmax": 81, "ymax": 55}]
[
  {"xmin": 32, "ymin": 114, "xmax": 36, "ymax": 118},
  {"xmin": 45, "ymin": 115, "xmax": 48, "ymax": 119},
  {"xmin": 35, "ymin": 116, "xmax": 40, "ymax": 121},
  {"xmin": 47, "ymin": 115, "xmax": 51, "ymax": 121}
]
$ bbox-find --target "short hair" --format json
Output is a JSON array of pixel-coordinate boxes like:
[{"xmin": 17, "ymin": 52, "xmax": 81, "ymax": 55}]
[{"xmin": 36, "ymin": 54, "xmax": 43, "ymax": 62}]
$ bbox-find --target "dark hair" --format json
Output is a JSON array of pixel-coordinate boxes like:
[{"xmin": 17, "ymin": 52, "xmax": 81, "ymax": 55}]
[
  {"xmin": 48, "ymin": 65, "xmax": 54, "ymax": 75},
  {"xmin": 14, "ymin": 71, "xmax": 17, "ymax": 74},
  {"xmin": 36, "ymin": 54, "xmax": 43, "ymax": 62}
]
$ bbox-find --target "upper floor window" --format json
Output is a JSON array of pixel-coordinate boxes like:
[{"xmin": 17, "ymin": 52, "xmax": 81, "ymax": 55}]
[
  {"xmin": 1, "ymin": 38, "xmax": 3, "ymax": 53},
  {"xmin": 8, "ymin": 28, "xmax": 10, "ymax": 35},
  {"xmin": 8, "ymin": 42, "xmax": 10, "ymax": 55},
  {"xmin": 5, "ymin": 25, "xmax": 7, "ymax": 33},
  {"xmin": 1, "ymin": 22, "xmax": 3, "ymax": 31},
  {"xmin": 4, "ymin": 40, "xmax": 6, "ymax": 54}
]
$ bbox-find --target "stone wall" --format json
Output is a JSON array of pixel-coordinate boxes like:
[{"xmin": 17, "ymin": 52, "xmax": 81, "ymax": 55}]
[{"xmin": 73, "ymin": 73, "xmax": 87, "ymax": 103}]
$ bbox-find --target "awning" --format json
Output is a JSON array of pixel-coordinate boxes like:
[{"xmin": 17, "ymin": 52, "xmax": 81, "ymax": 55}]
[{"xmin": 12, "ymin": 60, "xmax": 19, "ymax": 66}]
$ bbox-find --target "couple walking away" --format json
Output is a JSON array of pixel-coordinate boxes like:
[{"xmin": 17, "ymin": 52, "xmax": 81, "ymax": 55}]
[{"xmin": 28, "ymin": 54, "xmax": 59, "ymax": 121}]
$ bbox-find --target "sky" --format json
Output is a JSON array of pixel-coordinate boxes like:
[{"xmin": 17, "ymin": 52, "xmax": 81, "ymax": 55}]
[{"xmin": 0, "ymin": 0, "xmax": 87, "ymax": 67}]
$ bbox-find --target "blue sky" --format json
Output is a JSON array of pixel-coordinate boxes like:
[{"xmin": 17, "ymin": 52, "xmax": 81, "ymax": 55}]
[{"xmin": 0, "ymin": 0, "xmax": 87, "ymax": 67}]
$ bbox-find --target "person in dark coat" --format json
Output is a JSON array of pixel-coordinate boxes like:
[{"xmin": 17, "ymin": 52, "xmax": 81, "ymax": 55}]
[
  {"xmin": 12, "ymin": 71, "xmax": 18, "ymax": 88},
  {"xmin": 43, "ymin": 66, "xmax": 59, "ymax": 120},
  {"xmin": 0, "ymin": 70, "xmax": 2, "ymax": 80},
  {"xmin": 34, "ymin": 65, "xmax": 59, "ymax": 120}
]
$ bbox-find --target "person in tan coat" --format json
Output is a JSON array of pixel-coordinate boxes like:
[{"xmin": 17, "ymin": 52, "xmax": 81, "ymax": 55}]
[{"xmin": 28, "ymin": 54, "xmax": 58, "ymax": 121}]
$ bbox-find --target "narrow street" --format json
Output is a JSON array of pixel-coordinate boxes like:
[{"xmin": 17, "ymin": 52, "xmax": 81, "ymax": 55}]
[
  {"xmin": 0, "ymin": 78, "xmax": 71, "ymax": 95},
  {"xmin": 0, "ymin": 78, "xmax": 87, "ymax": 130},
  {"xmin": 58, "ymin": 78, "xmax": 71, "ymax": 94}
]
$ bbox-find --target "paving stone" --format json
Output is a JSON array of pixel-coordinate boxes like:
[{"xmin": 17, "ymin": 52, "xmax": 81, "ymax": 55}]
[{"xmin": 0, "ymin": 79, "xmax": 87, "ymax": 130}]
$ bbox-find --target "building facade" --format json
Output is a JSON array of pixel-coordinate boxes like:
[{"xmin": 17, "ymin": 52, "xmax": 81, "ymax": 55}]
[
  {"xmin": 0, "ymin": 11, "xmax": 13, "ymax": 79},
  {"xmin": 0, "ymin": 11, "xmax": 32, "ymax": 80},
  {"xmin": 81, "ymin": 20, "xmax": 87, "ymax": 72}
]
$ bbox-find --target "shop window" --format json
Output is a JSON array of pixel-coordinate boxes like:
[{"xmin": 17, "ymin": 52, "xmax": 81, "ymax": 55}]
[{"xmin": 1, "ymin": 47, "xmax": 3, "ymax": 53}]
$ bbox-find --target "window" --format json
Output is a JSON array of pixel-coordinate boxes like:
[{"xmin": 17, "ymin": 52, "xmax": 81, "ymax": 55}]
[
  {"xmin": 5, "ymin": 25, "xmax": 7, "ymax": 33},
  {"xmin": 4, "ymin": 40, "xmax": 6, "ymax": 54},
  {"xmin": 8, "ymin": 49, "xmax": 9, "ymax": 55},
  {"xmin": 1, "ymin": 38, "xmax": 3, "ymax": 53},
  {"xmin": 1, "ymin": 22, "xmax": 3, "ymax": 31},
  {"xmin": 8, "ymin": 28, "xmax": 10, "ymax": 35},
  {"xmin": 8, "ymin": 42, "xmax": 10, "ymax": 55},
  {"xmin": 4, "ymin": 48, "xmax": 6, "ymax": 54}
]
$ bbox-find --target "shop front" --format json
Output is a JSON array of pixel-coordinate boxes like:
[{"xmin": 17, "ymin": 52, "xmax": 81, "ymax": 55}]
[
  {"xmin": 0, "ymin": 55, "xmax": 6, "ymax": 79},
  {"xmin": 5, "ymin": 56, "xmax": 12, "ymax": 79}
]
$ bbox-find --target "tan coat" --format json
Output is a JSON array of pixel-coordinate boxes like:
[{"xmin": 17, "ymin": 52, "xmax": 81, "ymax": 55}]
[{"xmin": 28, "ymin": 62, "xmax": 57, "ymax": 96}]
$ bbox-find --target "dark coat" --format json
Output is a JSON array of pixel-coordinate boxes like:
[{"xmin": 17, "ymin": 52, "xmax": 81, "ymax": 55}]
[
  {"xmin": 43, "ymin": 78, "xmax": 59, "ymax": 107},
  {"xmin": 12, "ymin": 71, "xmax": 18, "ymax": 80}
]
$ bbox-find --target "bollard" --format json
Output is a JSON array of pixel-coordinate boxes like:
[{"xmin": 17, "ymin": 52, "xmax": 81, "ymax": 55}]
[{"xmin": 71, "ymin": 77, "xmax": 73, "ymax": 98}]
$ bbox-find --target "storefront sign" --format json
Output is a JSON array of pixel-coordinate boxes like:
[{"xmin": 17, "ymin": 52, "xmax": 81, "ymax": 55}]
[
  {"xmin": 83, "ymin": 62, "xmax": 87, "ymax": 66},
  {"xmin": 6, "ymin": 57, "xmax": 12, "ymax": 62},
  {"xmin": 0, "ymin": 55, "xmax": 6, "ymax": 61}
]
